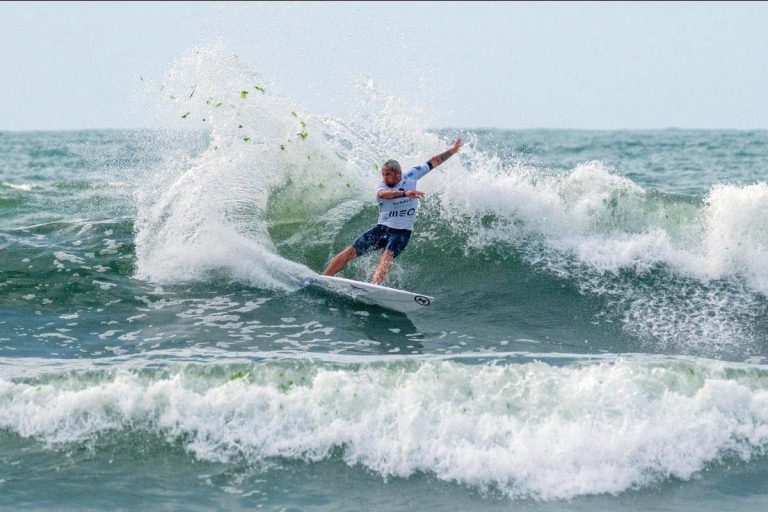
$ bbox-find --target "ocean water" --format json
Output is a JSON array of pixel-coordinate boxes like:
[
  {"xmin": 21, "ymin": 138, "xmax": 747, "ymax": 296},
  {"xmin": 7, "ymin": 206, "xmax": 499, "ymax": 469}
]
[{"xmin": 3, "ymin": 47, "xmax": 768, "ymax": 511}]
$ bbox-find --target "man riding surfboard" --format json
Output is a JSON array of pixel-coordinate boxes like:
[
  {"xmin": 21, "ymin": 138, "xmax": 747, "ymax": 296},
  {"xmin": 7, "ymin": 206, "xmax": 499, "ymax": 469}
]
[{"xmin": 323, "ymin": 138, "xmax": 462, "ymax": 285}]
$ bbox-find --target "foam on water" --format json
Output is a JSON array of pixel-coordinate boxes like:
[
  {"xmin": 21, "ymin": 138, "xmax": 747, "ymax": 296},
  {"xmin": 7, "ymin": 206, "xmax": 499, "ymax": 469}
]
[
  {"xmin": 427, "ymin": 153, "xmax": 768, "ymax": 349},
  {"xmin": 703, "ymin": 183, "xmax": 768, "ymax": 292},
  {"xmin": 435, "ymin": 155, "xmax": 768, "ymax": 298},
  {"xmin": 3, "ymin": 356, "xmax": 768, "ymax": 500}
]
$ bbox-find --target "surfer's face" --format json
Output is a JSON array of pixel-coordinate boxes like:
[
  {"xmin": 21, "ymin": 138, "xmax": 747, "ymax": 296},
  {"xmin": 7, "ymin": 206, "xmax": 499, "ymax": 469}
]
[{"xmin": 382, "ymin": 167, "xmax": 401, "ymax": 187}]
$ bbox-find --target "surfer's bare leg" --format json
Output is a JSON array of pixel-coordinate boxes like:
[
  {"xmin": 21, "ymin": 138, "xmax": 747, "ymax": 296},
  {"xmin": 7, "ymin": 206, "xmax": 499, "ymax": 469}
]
[
  {"xmin": 372, "ymin": 249, "xmax": 394, "ymax": 285},
  {"xmin": 323, "ymin": 246, "xmax": 357, "ymax": 276}
]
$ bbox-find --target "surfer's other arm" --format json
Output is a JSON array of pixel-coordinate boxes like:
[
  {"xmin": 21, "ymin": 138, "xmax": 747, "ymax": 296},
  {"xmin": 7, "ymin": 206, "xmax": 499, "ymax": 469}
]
[{"xmin": 427, "ymin": 138, "xmax": 462, "ymax": 169}]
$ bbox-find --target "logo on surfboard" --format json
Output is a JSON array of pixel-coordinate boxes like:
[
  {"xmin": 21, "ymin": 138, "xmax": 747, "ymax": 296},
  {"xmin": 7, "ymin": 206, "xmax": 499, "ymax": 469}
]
[{"xmin": 414, "ymin": 295, "xmax": 431, "ymax": 306}]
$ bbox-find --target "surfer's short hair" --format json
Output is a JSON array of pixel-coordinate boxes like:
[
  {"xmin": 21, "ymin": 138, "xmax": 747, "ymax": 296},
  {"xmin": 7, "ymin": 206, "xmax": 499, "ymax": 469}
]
[{"xmin": 382, "ymin": 160, "xmax": 401, "ymax": 173}]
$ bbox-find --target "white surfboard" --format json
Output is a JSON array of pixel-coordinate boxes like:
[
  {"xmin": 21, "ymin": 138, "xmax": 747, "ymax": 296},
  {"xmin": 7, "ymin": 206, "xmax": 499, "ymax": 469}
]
[{"xmin": 305, "ymin": 275, "xmax": 434, "ymax": 314}]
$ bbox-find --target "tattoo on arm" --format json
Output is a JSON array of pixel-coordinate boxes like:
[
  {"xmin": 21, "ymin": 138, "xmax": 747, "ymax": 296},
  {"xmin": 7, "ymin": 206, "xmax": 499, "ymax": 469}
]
[
  {"xmin": 378, "ymin": 190, "xmax": 403, "ymax": 199},
  {"xmin": 430, "ymin": 149, "xmax": 455, "ymax": 168}
]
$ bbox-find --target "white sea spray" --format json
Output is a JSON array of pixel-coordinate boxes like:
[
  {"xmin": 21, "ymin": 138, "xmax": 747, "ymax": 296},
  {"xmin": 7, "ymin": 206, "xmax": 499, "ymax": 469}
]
[{"xmin": 3, "ymin": 358, "xmax": 768, "ymax": 500}]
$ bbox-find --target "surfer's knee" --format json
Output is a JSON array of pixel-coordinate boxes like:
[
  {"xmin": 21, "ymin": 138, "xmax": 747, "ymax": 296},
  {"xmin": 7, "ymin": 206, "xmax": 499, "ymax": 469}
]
[{"xmin": 342, "ymin": 246, "xmax": 357, "ymax": 261}]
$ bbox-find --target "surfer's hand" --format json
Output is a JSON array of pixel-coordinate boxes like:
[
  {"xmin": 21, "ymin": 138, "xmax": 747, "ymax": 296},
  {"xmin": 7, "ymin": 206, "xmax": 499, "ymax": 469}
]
[
  {"xmin": 406, "ymin": 190, "xmax": 425, "ymax": 199},
  {"xmin": 451, "ymin": 138, "xmax": 462, "ymax": 154}
]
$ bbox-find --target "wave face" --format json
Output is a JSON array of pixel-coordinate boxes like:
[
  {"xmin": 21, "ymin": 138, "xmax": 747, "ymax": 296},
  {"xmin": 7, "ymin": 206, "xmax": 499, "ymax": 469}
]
[{"xmin": 3, "ymin": 356, "xmax": 768, "ymax": 500}]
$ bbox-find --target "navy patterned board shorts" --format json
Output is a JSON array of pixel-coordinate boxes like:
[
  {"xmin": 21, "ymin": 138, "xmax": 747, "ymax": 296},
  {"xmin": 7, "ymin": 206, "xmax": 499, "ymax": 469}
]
[{"xmin": 352, "ymin": 224, "xmax": 412, "ymax": 258}]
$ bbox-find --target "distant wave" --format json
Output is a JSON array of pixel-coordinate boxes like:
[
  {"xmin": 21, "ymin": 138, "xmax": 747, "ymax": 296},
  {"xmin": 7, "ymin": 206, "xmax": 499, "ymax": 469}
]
[{"xmin": 2, "ymin": 182, "xmax": 35, "ymax": 192}]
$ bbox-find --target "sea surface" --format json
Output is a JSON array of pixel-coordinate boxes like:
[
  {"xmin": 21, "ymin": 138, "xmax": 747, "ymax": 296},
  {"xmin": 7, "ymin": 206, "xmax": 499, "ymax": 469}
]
[{"xmin": 3, "ymin": 49, "xmax": 768, "ymax": 511}]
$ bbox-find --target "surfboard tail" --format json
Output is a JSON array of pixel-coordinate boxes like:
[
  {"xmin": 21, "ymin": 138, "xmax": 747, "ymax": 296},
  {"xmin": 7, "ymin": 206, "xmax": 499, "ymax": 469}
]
[{"xmin": 295, "ymin": 276, "xmax": 317, "ymax": 292}]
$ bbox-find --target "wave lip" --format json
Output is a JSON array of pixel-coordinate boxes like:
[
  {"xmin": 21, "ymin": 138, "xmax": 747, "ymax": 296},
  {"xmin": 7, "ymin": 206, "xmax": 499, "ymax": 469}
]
[{"xmin": 3, "ymin": 357, "xmax": 768, "ymax": 500}]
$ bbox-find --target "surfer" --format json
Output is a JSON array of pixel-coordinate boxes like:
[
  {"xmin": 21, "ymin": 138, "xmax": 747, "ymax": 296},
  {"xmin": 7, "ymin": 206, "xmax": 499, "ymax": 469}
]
[{"xmin": 323, "ymin": 138, "xmax": 463, "ymax": 285}]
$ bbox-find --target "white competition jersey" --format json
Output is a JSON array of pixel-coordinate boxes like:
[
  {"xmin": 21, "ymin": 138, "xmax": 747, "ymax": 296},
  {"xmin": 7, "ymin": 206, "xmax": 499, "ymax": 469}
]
[{"xmin": 376, "ymin": 162, "xmax": 432, "ymax": 231}]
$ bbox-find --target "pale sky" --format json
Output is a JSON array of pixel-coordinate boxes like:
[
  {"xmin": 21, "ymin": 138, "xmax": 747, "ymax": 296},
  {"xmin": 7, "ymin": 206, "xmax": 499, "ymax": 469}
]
[{"xmin": 1, "ymin": 1, "xmax": 767, "ymax": 131}]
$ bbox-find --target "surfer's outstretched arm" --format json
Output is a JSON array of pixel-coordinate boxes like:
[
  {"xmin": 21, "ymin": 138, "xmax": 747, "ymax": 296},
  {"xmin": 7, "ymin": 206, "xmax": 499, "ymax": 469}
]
[{"xmin": 428, "ymin": 138, "xmax": 462, "ymax": 169}]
